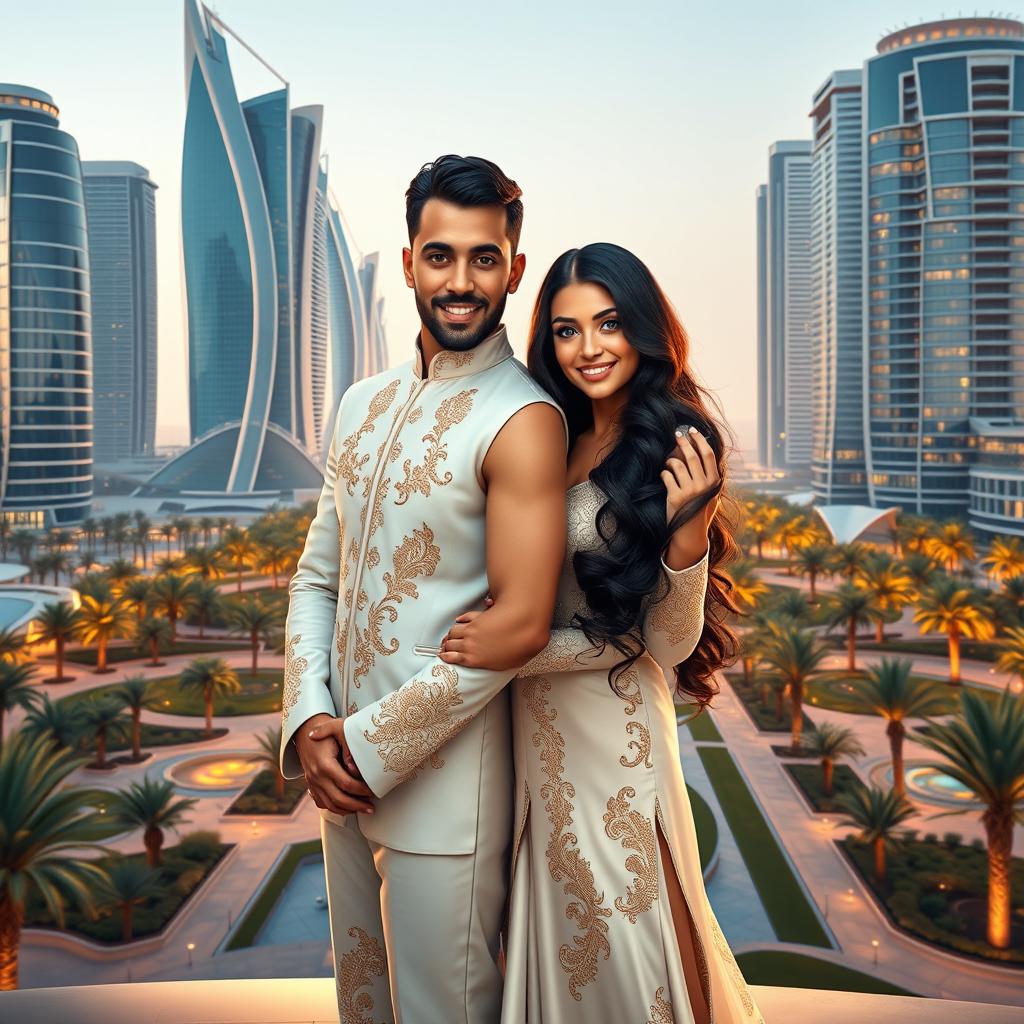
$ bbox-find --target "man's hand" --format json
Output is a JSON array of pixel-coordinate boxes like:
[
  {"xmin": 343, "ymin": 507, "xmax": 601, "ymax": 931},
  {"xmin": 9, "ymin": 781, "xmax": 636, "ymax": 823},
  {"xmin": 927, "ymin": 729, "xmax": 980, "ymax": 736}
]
[{"xmin": 294, "ymin": 713, "xmax": 375, "ymax": 815}]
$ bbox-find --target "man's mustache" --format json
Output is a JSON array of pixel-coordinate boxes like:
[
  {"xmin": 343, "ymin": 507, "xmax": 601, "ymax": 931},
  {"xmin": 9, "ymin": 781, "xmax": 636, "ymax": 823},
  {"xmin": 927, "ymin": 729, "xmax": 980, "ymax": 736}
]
[{"xmin": 432, "ymin": 295, "xmax": 487, "ymax": 310}]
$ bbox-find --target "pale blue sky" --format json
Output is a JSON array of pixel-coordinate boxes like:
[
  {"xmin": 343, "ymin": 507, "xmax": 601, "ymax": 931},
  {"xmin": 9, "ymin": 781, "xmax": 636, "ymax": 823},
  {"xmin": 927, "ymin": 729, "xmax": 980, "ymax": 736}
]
[{"xmin": 3, "ymin": 1, "xmax": 975, "ymax": 454}]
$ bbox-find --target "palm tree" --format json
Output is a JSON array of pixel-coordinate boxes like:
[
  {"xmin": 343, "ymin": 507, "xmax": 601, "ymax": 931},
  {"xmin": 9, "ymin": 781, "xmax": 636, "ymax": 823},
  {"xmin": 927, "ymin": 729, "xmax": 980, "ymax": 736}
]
[
  {"xmin": 830, "ymin": 541, "xmax": 872, "ymax": 582},
  {"xmin": 78, "ymin": 696, "xmax": 126, "ymax": 769},
  {"xmin": 992, "ymin": 575, "xmax": 1024, "ymax": 632},
  {"xmin": 0, "ymin": 661, "xmax": 39, "ymax": 747},
  {"xmin": 996, "ymin": 627, "xmax": 1024, "ymax": 694},
  {"xmin": 185, "ymin": 545, "xmax": 226, "ymax": 582},
  {"xmin": 75, "ymin": 595, "xmax": 134, "ymax": 673},
  {"xmin": 221, "ymin": 528, "xmax": 256, "ymax": 592},
  {"xmin": 134, "ymin": 615, "xmax": 171, "ymax": 667},
  {"xmin": 0, "ymin": 733, "xmax": 117, "ymax": 989},
  {"xmin": 848, "ymin": 658, "xmax": 949, "ymax": 797},
  {"xmin": 94, "ymin": 857, "xmax": 164, "ymax": 942},
  {"xmin": 855, "ymin": 558, "xmax": 916, "ymax": 644},
  {"xmin": 252, "ymin": 724, "xmax": 287, "ymax": 799},
  {"xmin": 10, "ymin": 529, "xmax": 35, "ymax": 568},
  {"xmin": 31, "ymin": 601, "xmax": 80, "ymax": 683},
  {"xmin": 758, "ymin": 621, "xmax": 830, "ymax": 749},
  {"xmin": 171, "ymin": 515, "xmax": 193, "ymax": 551},
  {"xmin": 106, "ymin": 776, "xmax": 198, "ymax": 867},
  {"xmin": 744, "ymin": 503, "xmax": 782, "ymax": 561},
  {"xmin": 913, "ymin": 577, "xmax": 996, "ymax": 684},
  {"xmin": 226, "ymin": 598, "xmax": 281, "ymax": 672},
  {"xmin": 132, "ymin": 512, "xmax": 153, "ymax": 568},
  {"xmin": 198, "ymin": 516, "xmax": 216, "ymax": 546},
  {"xmin": 725, "ymin": 557, "xmax": 770, "ymax": 614},
  {"xmin": 793, "ymin": 544, "xmax": 831, "ymax": 603},
  {"xmin": 178, "ymin": 656, "xmax": 241, "ymax": 736},
  {"xmin": 21, "ymin": 694, "xmax": 86, "ymax": 752},
  {"xmin": 121, "ymin": 577, "xmax": 152, "ymax": 622},
  {"xmin": 775, "ymin": 515, "xmax": 820, "ymax": 571},
  {"xmin": 835, "ymin": 784, "xmax": 916, "ymax": 885},
  {"xmin": 149, "ymin": 573, "xmax": 199, "ymax": 641},
  {"xmin": 980, "ymin": 536, "xmax": 1024, "ymax": 585},
  {"xmin": 115, "ymin": 675, "xmax": 150, "ymax": 762},
  {"xmin": 0, "ymin": 629, "xmax": 26, "ymax": 664},
  {"xmin": 912, "ymin": 688, "xmax": 1024, "ymax": 949},
  {"xmin": 825, "ymin": 582, "xmax": 884, "ymax": 671},
  {"xmin": 159, "ymin": 523, "xmax": 176, "ymax": 556},
  {"xmin": 104, "ymin": 558, "xmax": 139, "ymax": 592},
  {"xmin": 771, "ymin": 589, "xmax": 813, "ymax": 624},
  {"xmin": 191, "ymin": 580, "xmax": 223, "ymax": 639},
  {"xmin": 254, "ymin": 535, "xmax": 292, "ymax": 589},
  {"xmin": 804, "ymin": 721, "xmax": 865, "ymax": 797},
  {"xmin": 925, "ymin": 520, "xmax": 976, "ymax": 575},
  {"xmin": 0, "ymin": 519, "xmax": 10, "ymax": 561},
  {"xmin": 76, "ymin": 549, "xmax": 99, "ymax": 574},
  {"xmin": 74, "ymin": 571, "xmax": 113, "ymax": 603}
]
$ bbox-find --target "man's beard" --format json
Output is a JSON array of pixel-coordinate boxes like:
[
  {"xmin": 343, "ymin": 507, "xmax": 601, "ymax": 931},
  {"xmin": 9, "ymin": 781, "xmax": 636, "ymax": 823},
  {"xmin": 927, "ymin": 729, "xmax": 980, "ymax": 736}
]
[{"xmin": 415, "ymin": 290, "xmax": 507, "ymax": 352}]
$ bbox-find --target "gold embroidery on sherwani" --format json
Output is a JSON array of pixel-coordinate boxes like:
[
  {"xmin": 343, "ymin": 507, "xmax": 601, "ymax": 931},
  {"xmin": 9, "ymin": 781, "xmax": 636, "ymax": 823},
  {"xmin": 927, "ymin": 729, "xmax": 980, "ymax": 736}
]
[
  {"xmin": 335, "ymin": 619, "xmax": 348, "ymax": 677},
  {"xmin": 281, "ymin": 634, "xmax": 307, "ymax": 719},
  {"xmin": 710, "ymin": 913, "xmax": 760, "ymax": 1019},
  {"xmin": 337, "ymin": 379, "xmax": 400, "ymax": 496},
  {"xmin": 336, "ymin": 925, "xmax": 387, "ymax": 1024},
  {"xmin": 362, "ymin": 664, "xmax": 470, "ymax": 781},
  {"xmin": 346, "ymin": 700, "xmax": 358, "ymax": 715},
  {"xmin": 353, "ymin": 523, "xmax": 440, "ymax": 686},
  {"xmin": 647, "ymin": 986, "xmax": 674, "ymax": 1023},
  {"xmin": 620, "ymin": 721, "xmax": 654, "ymax": 769},
  {"xmin": 603, "ymin": 786, "xmax": 658, "ymax": 924},
  {"xmin": 394, "ymin": 389, "xmax": 478, "ymax": 505},
  {"xmin": 432, "ymin": 349, "xmax": 474, "ymax": 372},
  {"xmin": 522, "ymin": 677, "xmax": 611, "ymax": 1001}
]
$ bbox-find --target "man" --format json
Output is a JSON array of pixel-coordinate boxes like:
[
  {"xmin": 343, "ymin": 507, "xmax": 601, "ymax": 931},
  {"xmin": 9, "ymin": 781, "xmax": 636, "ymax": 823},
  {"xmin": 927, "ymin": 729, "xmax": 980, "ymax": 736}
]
[{"xmin": 279, "ymin": 154, "xmax": 567, "ymax": 1023}]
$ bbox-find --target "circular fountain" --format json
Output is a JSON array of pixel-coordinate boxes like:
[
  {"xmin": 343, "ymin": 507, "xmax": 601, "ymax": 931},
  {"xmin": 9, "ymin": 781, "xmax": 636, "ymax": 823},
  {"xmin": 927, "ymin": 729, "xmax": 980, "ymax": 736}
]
[
  {"xmin": 869, "ymin": 760, "xmax": 981, "ymax": 809},
  {"xmin": 165, "ymin": 751, "xmax": 263, "ymax": 793}
]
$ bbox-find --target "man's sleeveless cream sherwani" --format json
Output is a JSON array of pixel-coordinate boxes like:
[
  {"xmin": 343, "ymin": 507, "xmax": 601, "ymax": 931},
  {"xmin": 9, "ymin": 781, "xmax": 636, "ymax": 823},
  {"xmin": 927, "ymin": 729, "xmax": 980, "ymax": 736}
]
[
  {"xmin": 279, "ymin": 325, "xmax": 565, "ymax": 1024},
  {"xmin": 501, "ymin": 479, "xmax": 766, "ymax": 1024}
]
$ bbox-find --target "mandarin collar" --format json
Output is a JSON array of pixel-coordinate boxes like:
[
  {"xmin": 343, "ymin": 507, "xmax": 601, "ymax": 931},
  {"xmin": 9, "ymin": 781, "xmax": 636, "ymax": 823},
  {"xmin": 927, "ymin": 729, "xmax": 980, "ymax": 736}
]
[{"xmin": 413, "ymin": 324, "xmax": 513, "ymax": 381}]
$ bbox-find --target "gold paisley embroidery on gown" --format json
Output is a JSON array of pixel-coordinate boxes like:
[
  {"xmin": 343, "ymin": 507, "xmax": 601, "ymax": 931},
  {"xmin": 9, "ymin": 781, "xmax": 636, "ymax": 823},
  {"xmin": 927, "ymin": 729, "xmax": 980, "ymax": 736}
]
[
  {"xmin": 362, "ymin": 664, "xmax": 470, "ymax": 781},
  {"xmin": 710, "ymin": 914, "xmax": 761, "ymax": 1019},
  {"xmin": 648, "ymin": 559, "xmax": 707, "ymax": 650},
  {"xmin": 603, "ymin": 786, "xmax": 658, "ymax": 924},
  {"xmin": 353, "ymin": 523, "xmax": 440, "ymax": 686},
  {"xmin": 336, "ymin": 379, "xmax": 400, "ymax": 496},
  {"xmin": 647, "ymin": 986, "xmax": 674, "ymax": 1024},
  {"xmin": 522, "ymin": 677, "xmax": 612, "ymax": 1001},
  {"xmin": 620, "ymin": 721, "xmax": 654, "ymax": 769},
  {"xmin": 394, "ymin": 389, "xmax": 478, "ymax": 505},
  {"xmin": 281, "ymin": 634, "xmax": 307, "ymax": 719},
  {"xmin": 336, "ymin": 925, "xmax": 387, "ymax": 1024},
  {"xmin": 611, "ymin": 664, "xmax": 643, "ymax": 716}
]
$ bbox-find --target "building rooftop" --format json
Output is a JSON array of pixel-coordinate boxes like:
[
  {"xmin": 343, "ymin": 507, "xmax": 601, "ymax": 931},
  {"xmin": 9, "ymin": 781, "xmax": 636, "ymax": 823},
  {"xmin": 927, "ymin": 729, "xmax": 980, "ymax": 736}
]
[
  {"xmin": 877, "ymin": 17, "xmax": 1024, "ymax": 55},
  {"xmin": 2, "ymin": 979, "xmax": 1023, "ymax": 1023}
]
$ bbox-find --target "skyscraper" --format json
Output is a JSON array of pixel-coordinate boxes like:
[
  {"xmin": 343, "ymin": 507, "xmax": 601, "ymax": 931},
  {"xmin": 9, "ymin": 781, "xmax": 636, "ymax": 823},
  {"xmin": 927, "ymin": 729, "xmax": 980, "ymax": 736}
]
[
  {"xmin": 755, "ymin": 184, "xmax": 769, "ymax": 468},
  {"xmin": 760, "ymin": 141, "xmax": 814, "ymax": 473},
  {"xmin": 82, "ymin": 161, "xmax": 157, "ymax": 462},
  {"xmin": 809, "ymin": 71, "xmax": 867, "ymax": 503},
  {"xmin": 864, "ymin": 17, "xmax": 1024, "ymax": 532},
  {"xmin": 0, "ymin": 85, "xmax": 92, "ymax": 527},
  {"xmin": 145, "ymin": 1, "xmax": 376, "ymax": 501}
]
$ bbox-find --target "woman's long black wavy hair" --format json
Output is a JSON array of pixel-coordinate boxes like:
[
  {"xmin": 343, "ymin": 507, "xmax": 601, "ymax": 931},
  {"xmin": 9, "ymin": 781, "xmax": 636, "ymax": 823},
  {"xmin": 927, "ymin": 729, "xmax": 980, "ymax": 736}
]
[{"xmin": 527, "ymin": 243, "xmax": 742, "ymax": 710}]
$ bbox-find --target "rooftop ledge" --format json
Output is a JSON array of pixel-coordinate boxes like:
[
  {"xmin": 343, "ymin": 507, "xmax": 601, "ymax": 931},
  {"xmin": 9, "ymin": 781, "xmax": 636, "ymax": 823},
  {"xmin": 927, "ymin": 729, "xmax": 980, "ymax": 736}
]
[{"xmin": 2, "ymin": 980, "xmax": 1023, "ymax": 1023}]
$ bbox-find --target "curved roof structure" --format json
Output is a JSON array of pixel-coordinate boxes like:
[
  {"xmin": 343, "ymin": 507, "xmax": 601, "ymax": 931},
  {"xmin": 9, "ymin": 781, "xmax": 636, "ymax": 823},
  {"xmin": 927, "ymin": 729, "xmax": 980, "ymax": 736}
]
[{"xmin": 812, "ymin": 504, "xmax": 899, "ymax": 545}]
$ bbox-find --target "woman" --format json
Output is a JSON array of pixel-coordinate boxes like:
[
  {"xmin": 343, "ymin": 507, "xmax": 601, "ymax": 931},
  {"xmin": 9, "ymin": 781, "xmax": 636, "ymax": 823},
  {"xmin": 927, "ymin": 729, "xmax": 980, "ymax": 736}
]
[{"xmin": 439, "ymin": 243, "xmax": 765, "ymax": 1023}]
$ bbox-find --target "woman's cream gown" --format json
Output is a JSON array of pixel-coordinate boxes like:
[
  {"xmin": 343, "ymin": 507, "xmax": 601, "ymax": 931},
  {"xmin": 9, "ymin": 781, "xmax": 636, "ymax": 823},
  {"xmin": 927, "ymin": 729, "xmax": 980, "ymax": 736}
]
[{"xmin": 501, "ymin": 480, "xmax": 766, "ymax": 1024}]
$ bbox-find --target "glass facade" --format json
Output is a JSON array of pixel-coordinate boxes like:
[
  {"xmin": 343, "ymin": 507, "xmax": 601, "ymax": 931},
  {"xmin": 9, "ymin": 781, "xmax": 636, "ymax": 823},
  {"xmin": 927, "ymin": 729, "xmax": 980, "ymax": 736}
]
[
  {"xmin": 82, "ymin": 162, "xmax": 158, "ymax": 461},
  {"xmin": 865, "ymin": 21, "xmax": 1024, "ymax": 523},
  {"xmin": 176, "ymin": 1, "xmax": 374, "ymax": 494},
  {"xmin": 0, "ymin": 85, "xmax": 92, "ymax": 526},
  {"xmin": 810, "ymin": 71, "xmax": 868, "ymax": 502}
]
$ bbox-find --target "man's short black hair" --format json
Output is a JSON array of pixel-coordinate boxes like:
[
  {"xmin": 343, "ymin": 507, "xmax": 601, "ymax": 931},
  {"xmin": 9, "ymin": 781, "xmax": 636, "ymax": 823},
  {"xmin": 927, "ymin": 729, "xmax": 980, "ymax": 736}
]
[{"xmin": 405, "ymin": 154, "xmax": 524, "ymax": 251}]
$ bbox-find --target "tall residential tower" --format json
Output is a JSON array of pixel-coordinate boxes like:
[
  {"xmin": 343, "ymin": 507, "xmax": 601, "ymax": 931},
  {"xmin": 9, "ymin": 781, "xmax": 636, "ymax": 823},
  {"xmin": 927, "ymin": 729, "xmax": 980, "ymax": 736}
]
[{"xmin": 82, "ymin": 161, "xmax": 157, "ymax": 462}]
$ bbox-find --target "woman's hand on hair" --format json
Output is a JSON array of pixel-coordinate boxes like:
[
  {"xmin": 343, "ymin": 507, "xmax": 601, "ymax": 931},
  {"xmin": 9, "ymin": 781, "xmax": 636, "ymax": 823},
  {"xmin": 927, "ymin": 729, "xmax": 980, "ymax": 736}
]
[{"xmin": 661, "ymin": 426, "xmax": 720, "ymax": 569}]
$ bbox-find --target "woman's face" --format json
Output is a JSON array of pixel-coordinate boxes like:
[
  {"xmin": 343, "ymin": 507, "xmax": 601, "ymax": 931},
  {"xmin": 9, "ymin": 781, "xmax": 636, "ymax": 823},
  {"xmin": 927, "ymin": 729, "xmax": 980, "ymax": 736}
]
[{"xmin": 550, "ymin": 280, "xmax": 640, "ymax": 401}]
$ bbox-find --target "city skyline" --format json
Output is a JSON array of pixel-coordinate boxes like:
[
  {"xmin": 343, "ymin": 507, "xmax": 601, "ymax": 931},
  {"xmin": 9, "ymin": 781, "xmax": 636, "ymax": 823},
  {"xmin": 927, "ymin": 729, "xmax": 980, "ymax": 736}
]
[{"xmin": 3, "ymin": 0, "xmax": 966, "ymax": 462}]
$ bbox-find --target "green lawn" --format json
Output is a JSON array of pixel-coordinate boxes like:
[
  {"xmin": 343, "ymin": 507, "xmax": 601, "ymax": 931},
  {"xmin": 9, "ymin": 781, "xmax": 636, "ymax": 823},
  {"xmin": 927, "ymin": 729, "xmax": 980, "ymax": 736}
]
[
  {"xmin": 226, "ymin": 838, "xmax": 323, "ymax": 950},
  {"xmin": 687, "ymin": 784, "xmax": 718, "ymax": 875},
  {"xmin": 682, "ymin": 709, "xmax": 723, "ymax": 742},
  {"xmin": 65, "ymin": 639, "xmax": 251, "ymax": 666},
  {"xmin": 836, "ymin": 637, "xmax": 998, "ymax": 664},
  {"xmin": 785, "ymin": 762, "xmax": 865, "ymax": 814},
  {"xmin": 225, "ymin": 769, "xmax": 308, "ymax": 815},
  {"xmin": 735, "ymin": 950, "xmax": 918, "ymax": 996},
  {"xmin": 61, "ymin": 670, "xmax": 283, "ymax": 717},
  {"xmin": 698, "ymin": 746, "xmax": 830, "ymax": 947}
]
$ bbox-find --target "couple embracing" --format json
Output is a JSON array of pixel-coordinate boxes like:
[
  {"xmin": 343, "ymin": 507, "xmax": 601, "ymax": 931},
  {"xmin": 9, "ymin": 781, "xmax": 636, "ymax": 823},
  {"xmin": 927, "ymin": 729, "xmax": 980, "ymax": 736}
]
[{"xmin": 279, "ymin": 154, "xmax": 765, "ymax": 1024}]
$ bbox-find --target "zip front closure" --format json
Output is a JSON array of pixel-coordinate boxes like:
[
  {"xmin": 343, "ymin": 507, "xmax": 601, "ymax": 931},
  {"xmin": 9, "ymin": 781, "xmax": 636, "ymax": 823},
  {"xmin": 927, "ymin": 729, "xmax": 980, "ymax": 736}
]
[{"xmin": 341, "ymin": 375, "xmax": 429, "ymax": 707}]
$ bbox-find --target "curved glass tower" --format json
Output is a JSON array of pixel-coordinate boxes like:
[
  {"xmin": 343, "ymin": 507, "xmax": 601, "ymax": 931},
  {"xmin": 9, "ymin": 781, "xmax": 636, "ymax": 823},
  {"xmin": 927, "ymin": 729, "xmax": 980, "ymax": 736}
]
[
  {"xmin": 161, "ymin": 1, "xmax": 379, "ymax": 499},
  {"xmin": 0, "ymin": 85, "xmax": 92, "ymax": 527},
  {"xmin": 865, "ymin": 18, "xmax": 1024, "ymax": 526}
]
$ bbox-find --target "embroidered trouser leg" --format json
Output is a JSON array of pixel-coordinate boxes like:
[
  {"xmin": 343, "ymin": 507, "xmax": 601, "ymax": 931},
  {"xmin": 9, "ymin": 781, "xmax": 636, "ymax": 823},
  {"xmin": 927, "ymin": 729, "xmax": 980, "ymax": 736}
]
[
  {"xmin": 320, "ymin": 812, "xmax": 391, "ymax": 1024},
  {"xmin": 321, "ymin": 808, "xmax": 508, "ymax": 1024}
]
